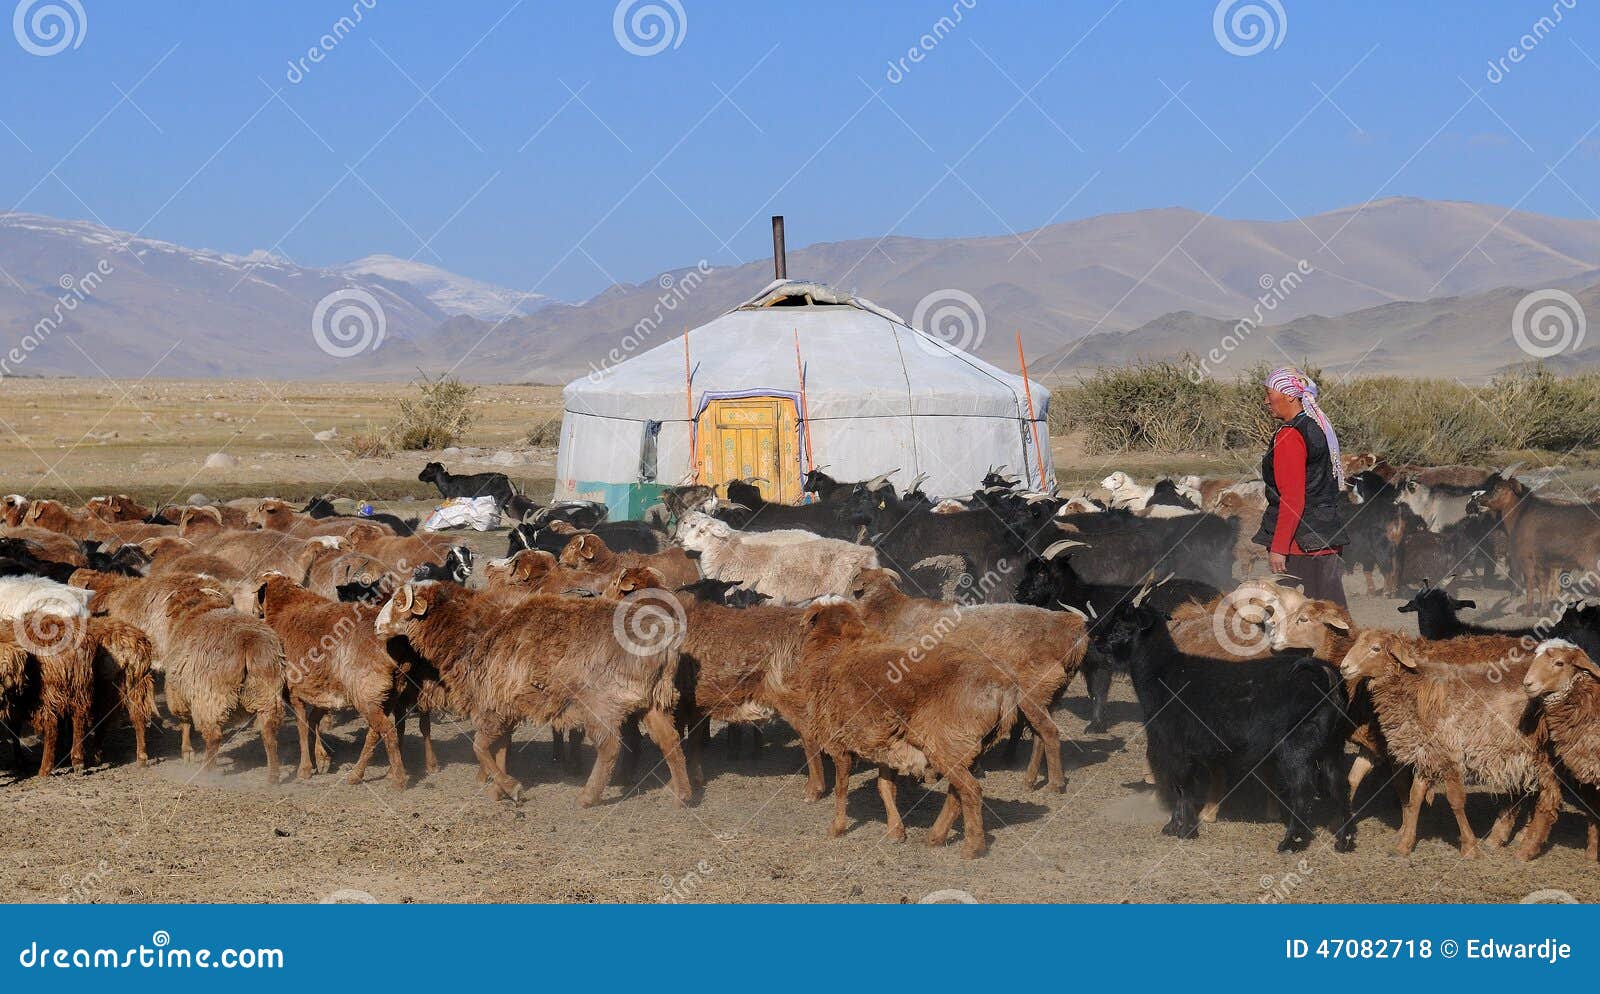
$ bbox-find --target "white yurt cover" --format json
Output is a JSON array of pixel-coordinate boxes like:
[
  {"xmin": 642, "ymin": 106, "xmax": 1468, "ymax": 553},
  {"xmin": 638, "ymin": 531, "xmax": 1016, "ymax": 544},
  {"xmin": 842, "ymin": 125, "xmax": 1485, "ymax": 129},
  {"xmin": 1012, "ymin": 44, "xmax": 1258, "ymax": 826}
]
[{"xmin": 555, "ymin": 280, "xmax": 1053, "ymax": 518}]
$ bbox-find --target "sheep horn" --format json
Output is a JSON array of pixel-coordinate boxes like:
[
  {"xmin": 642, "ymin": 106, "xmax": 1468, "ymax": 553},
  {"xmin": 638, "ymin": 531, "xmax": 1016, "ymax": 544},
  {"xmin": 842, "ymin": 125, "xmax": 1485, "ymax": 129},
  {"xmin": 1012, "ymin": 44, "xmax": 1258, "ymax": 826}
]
[
  {"xmin": 393, "ymin": 585, "xmax": 414, "ymax": 614},
  {"xmin": 1042, "ymin": 539, "xmax": 1088, "ymax": 559}
]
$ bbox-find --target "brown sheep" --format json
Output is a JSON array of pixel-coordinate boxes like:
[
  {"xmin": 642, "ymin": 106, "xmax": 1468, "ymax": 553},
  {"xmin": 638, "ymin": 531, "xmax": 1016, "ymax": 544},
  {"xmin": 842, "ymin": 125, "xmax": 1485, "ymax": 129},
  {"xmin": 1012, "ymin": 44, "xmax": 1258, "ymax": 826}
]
[
  {"xmin": 1521, "ymin": 639, "xmax": 1600, "ymax": 861},
  {"xmin": 604, "ymin": 565, "xmax": 827, "ymax": 798},
  {"xmin": 240, "ymin": 573, "xmax": 409, "ymax": 788},
  {"xmin": 558, "ymin": 533, "xmax": 698, "ymax": 590},
  {"xmin": 70, "ymin": 571, "xmax": 285, "ymax": 781},
  {"xmin": 481, "ymin": 550, "xmax": 570, "ymax": 598},
  {"xmin": 849, "ymin": 568, "xmax": 1085, "ymax": 792},
  {"xmin": 346, "ymin": 523, "xmax": 454, "ymax": 575},
  {"xmin": 201, "ymin": 528, "xmax": 344, "ymax": 584},
  {"xmin": 0, "ymin": 527, "xmax": 87, "ymax": 567},
  {"xmin": 22, "ymin": 499, "xmax": 95, "ymax": 538},
  {"xmin": 85, "ymin": 494, "xmax": 154, "ymax": 523},
  {"xmin": 1338, "ymin": 629, "xmax": 1559, "ymax": 859},
  {"xmin": 304, "ymin": 549, "xmax": 391, "ymax": 599},
  {"xmin": 1, "ymin": 495, "xmax": 28, "ymax": 527},
  {"xmin": 247, "ymin": 498, "xmax": 389, "ymax": 541},
  {"xmin": 84, "ymin": 617, "xmax": 157, "ymax": 768},
  {"xmin": 1214, "ymin": 489, "xmax": 1267, "ymax": 576},
  {"xmin": 0, "ymin": 615, "xmax": 95, "ymax": 775},
  {"xmin": 797, "ymin": 600, "xmax": 1020, "ymax": 857},
  {"xmin": 374, "ymin": 580, "xmax": 691, "ymax": 807}
]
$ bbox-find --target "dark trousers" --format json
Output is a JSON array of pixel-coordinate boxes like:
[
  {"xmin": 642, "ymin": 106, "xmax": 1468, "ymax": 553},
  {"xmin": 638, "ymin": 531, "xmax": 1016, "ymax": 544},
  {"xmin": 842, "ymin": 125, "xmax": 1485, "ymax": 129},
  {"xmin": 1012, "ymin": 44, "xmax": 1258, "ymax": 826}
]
[{"xmin": 1285, "ymin": 552, "xmax": 1348, "ymax": 608}]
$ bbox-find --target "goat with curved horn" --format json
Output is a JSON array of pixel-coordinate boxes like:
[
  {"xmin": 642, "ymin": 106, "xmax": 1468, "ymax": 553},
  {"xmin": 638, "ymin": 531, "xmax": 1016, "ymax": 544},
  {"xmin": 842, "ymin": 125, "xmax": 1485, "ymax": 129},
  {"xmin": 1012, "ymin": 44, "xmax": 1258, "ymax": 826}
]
[{"xmin": 1042, "ymin": 539, "xmax": 1089, "ymax": 559}]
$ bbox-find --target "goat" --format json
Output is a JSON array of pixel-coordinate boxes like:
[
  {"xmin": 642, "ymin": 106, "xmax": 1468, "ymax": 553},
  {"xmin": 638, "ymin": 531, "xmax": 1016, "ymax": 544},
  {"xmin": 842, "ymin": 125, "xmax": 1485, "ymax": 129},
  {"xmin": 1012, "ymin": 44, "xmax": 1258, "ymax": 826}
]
[
  {"xmin": 1337, "ymin": 630, "xmax": 1559, "ymax": 859},
  {"xmin": 1100, "ymin": 472, "xmax": 1200, "ymax": 515},
  {"xmin": 417, "ymin": 461, "xmax": 518, "ymax": 509},
  {"xmin": 1384, "ymin": 509, "xmax": 1496, "ymax": 595},
  {"xmin": 506, "ymin": 519, "xmax": 664, "ymax": 557},
  {"xmin": 1103, "ymin": 588, "xmax": 1355, "ymax": 852},
  {"xmin": 374, "ymin": 580, "xmax": 691, "ymax": 806},
  {"xmin": 1521, "ymin": 639, "xmax": 1600, "ymax": 861},
  {"xmin": 241, "ymin": 573, "xmax": 411, "ymax": 788},
  {"xmin": 1397, "ymin": 581, "xmax": 1527, "ymax": 640},
  {"xmin": 676, "ymin": 512, "xmax": 879, "ymax": 606},
  {"xmin": 248, "ymin": 498, "xmax": 390, "ymax": 540},
  {"xmin": 1473, "ymin": 472, "xmax": 1600, "ymax": 609},
  {"xmin": 1395, "ymin": 476, "xmax": 1479, "ymax": 533},
  {"xmin": 411, "ymin": 546, "xmax": 474, "ymax": 585},
  {"xmin": 300, "ymin": 495, "xmax": 417, "ymax": 536},
  {"xmin": 797, "ymin": 600, "xmax": 1021, "ymax": 857}
]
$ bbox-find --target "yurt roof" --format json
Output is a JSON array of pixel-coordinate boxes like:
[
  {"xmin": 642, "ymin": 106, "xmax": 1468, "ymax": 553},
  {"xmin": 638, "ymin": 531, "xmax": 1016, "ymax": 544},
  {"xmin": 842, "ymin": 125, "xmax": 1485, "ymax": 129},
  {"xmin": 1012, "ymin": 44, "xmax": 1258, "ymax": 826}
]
[{"xmin": 564, "ymin": 280, "xmax": 1048, "ymax": 422}]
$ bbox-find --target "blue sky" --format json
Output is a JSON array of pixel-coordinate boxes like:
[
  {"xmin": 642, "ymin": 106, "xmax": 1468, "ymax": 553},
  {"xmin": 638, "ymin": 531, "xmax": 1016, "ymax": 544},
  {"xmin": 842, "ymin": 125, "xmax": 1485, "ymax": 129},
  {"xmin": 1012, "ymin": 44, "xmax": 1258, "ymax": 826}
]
[{"xmin": 3, "ymin": 0, "xmax": 1597, "ymax": 301}]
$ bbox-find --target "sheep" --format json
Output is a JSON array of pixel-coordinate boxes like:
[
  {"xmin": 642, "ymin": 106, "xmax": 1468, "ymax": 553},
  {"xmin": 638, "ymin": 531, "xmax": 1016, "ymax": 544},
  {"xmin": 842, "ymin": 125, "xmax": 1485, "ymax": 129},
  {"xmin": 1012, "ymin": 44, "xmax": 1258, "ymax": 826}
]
[
  {"xmin": 240, "ymin": 573, "xmax": 410, "ymax": 788},
  {"xmin": 0, "ymin": 527, "xmax": 86, "ymax": 568},
  {"xmin": 85, "ymin": 494, "xmax": 153, "ymax": 522},
  {"xmin": 848, "ymin": 568, "xmax": 1087, "ymax": 792},
  {"xmin": 1212, "ymin": 489, "xmax": 1267, "ymax": 576},
  {"xmin": 557, "ymin": 533, "xmax": 698, "ymax": 590},
  {"xmin": 248, "ymin": 498, "xmax": 390, "ymax": 540},
  {"xmin": 1102, "ymin": 587, "xmax": 1356, "ymax": 852},
  {"xmin": 344, "ymin": 522, "xmax": 457, "ymax": 576},
  {"xmin": 203, "ymin": 528, "xmax": 345, "ymax": 585},
  {"xmin": 374, "ymin": 580, "xmax": 691, "ymax": 806},
  {"xmin": 70, "ymin": 571, "xmax": 285, "ymax": 781},
  {"xmin": 0, "ymin": 574, "xmax": 93, "ymax": 620},
  {"xmin": 1, "ymin": 538, "xmax": 80, "ymax": 583},
  {"xmin": 599, "ymin": 565, "xmax": 824, "ymax": 794},
  {"xmin": 675, "ymin": 511, "xmax": 880, "ymax": 606},
  {"xmin": 1, "ymin": 494, "xmax": 29, "ymax": 527},
  {"xmin": 0, "ymin": 610, "xmax": 95, "ymax": 775},
  {"xmin": 1521, "ymin": 639, "xmax": 1600, "ymax": 860},
  {"xmin": 80, "ymin": 540, "xmax": 149, "ymax": 576},
  {"xmin": 796, "ymin": 600, "xmax": 1021, "ymax": 857},
  {"xmin": 83, "ymin": 617, "xmax": 157, "ymax": 769},
  {"xmin": 303, "ymin": 546, "xmax": 390, "ymax": 599},
  {"xmin": 417, "ymin": 461, "xmax": 518, "ymax": 510},
  {"xmin": 481, "ymin": 550, "xmax": 571, "ymax": 598},
  {"xmin": 1337, "ymin": 629, "xmax": 1559, "ymax": 859}
]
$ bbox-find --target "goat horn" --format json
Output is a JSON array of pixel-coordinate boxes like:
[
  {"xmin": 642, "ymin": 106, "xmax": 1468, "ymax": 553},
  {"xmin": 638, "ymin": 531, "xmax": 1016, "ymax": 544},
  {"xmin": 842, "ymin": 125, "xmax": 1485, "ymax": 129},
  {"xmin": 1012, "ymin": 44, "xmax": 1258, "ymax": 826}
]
[
  {"xmin": 1058, "ymin": 603, "xmax": 1090, "ymax": 621},
  {"xmin": 1441, "ymin": 573, "xmax": 1457, "ymax": 588},
  {"xmin": 1042, "ymin": 539, "xmax": 1088, "ymax": 559},
  {"xmin": 1132, "ymin": 582, "xmax": 1153, "ymax": 608},
  {"xmin": 908, "ymin": 472, "xmax": 929, "ymax": 490},
  {"xmin": 1087, "ymin": 603, "xmax": 1098, "ymax": 619},
  {"xmin": 1153, "ymin": 572, "xmax": 1175, "ymax": 588},
  {"xmin": 864, "ymin": 469, "xmax": 900, "ymax": 489}
]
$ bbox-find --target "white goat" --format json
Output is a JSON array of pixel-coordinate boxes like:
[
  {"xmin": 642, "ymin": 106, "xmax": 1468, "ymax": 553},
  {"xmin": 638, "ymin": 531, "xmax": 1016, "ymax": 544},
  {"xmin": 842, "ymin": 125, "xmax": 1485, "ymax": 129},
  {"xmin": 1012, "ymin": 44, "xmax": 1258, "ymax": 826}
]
[{"xmin": 675, "ymin": 512, "xmax": 880, "ymax": 605}]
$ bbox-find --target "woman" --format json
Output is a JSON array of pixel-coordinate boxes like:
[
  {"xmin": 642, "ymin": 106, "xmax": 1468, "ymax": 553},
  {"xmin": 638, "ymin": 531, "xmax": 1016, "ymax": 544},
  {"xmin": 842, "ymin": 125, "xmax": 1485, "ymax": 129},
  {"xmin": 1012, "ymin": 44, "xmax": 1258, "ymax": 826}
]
[{"xmin": 1254, "ymin": 367, "xmax": 1349, "ymax": 607}]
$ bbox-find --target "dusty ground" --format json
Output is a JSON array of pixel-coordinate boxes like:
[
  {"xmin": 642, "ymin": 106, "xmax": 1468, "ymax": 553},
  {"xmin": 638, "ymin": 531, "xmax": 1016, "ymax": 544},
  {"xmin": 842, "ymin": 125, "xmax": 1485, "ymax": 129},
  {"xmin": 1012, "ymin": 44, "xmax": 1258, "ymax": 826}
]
[{"xmin": 3, "ymin": 379, "xmax": 1598, "ymax": 904}]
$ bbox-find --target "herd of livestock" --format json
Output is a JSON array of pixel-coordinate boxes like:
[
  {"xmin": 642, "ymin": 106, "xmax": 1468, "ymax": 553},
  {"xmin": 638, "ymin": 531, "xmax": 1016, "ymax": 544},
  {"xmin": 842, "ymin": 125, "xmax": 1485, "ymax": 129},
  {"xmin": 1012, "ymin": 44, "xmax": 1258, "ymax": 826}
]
[{"xmin": 2, "ymin": 452, "xmax": 1600, "ymax": 865}]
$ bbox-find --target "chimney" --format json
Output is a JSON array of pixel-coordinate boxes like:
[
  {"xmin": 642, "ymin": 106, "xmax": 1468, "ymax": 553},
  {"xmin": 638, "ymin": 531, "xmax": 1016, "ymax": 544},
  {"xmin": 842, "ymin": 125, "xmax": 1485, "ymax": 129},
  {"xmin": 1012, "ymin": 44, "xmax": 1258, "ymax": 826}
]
[{"xmin": 771, "ymin": 215, "xmax": 787, "ymax": 280}]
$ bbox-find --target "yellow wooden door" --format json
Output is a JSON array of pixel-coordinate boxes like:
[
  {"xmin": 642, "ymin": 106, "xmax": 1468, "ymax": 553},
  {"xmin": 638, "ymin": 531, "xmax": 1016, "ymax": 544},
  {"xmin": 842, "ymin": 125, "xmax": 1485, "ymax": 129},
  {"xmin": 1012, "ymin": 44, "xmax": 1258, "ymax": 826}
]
[{"xmin": 697, "ymin": 396, "xmax": 801, "ymax": 503}]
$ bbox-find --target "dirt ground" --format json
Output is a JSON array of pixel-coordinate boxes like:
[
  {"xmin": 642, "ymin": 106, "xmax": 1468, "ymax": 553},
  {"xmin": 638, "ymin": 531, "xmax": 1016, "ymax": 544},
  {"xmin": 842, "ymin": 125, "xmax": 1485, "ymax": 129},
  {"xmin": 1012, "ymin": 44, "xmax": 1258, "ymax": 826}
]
[{"xmin": 3, "ymin": 379, "xmax": 1599, "ymax": 904}]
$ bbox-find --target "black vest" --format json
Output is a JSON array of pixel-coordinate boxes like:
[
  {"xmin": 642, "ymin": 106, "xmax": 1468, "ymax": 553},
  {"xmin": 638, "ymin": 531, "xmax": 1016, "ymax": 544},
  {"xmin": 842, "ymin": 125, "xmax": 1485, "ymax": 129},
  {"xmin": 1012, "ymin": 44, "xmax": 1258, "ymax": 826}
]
[{"xmin": 1254, "ymin": 412, "xmax": 1346, "ymax": 553}]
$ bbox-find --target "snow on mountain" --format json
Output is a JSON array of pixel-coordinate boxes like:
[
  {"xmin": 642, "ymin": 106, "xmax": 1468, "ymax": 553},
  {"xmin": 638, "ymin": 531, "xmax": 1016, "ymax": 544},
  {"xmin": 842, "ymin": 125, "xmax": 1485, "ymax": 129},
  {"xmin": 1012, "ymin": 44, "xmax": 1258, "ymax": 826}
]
[{"xmin": 334, "ymin": 254, "xmax": 552, "ymax": 322}]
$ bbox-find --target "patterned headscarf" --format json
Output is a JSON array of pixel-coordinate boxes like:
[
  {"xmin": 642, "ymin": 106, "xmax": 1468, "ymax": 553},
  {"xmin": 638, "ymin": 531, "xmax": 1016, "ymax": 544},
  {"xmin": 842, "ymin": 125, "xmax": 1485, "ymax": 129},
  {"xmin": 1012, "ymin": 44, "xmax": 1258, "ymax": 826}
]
[{"xmin": 1266, "ymin": 366, "xmax": 1344, "ymax": 488}]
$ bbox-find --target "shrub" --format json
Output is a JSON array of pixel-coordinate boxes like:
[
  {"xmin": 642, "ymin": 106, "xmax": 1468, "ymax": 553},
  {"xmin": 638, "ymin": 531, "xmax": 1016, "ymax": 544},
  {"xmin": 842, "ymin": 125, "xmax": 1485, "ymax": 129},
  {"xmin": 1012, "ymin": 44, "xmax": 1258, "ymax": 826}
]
[
  {"xmin": 1052, "ymin": 360, "xmax": 1600, "ymax": 463},
  {"xmin": 349, "ymin": 427, "xmax": 393, "ymax": 459},
  {"xmin": 526, "ymin": 417, "xmax": 563, "ymax": 447},
  {"xmin": 394, "ymin": 372, "xmax": 480, "ymax": 451}
]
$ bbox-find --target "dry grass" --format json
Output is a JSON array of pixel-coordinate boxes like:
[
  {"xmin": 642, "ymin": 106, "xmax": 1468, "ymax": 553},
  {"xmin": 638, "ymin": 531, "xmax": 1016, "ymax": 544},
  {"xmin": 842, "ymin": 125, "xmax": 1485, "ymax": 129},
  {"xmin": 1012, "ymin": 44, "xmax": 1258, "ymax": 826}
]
[{"xmin": 1053, "ymin": 359, "xmax": 1600, "ymax": 465}]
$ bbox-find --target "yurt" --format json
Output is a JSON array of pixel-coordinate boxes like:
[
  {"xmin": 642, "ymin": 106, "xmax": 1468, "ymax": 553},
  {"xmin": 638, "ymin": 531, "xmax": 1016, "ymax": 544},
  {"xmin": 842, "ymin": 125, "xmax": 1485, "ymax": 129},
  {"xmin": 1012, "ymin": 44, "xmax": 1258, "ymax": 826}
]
[{"xmin": 555, "ymin": 245, "xmax": 1053, "ymax": 520}]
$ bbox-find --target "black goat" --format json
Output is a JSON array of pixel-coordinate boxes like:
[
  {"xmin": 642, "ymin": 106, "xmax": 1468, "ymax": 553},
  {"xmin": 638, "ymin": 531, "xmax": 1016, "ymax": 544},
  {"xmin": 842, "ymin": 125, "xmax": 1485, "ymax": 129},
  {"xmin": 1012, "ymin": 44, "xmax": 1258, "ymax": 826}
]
[
  {"xmin": 417, "ymin": 461, "xmax": 518, "ymax": 510},
  {"xmin": 1015, "ymin": 543, "xmax": 1219, "ymax": 733},
  {"xmin": 411, "ymin": 546, "xmax": 474, "ymax": 585},
  {"xmin": 675, "ymin": 577, "xmax": 771, "ymax": 608},
  {"xmin": 1146, "ymin": 479, "xmax": 1199, "ymax": 511},
  {"xmin": 300, "ymin": 495, "xmax": 418, "ymax": 536},
  {"xmin": 1340, "ymin": 470, "xmax": 1399, "ymax": 594},
  {"xmin": 524, "ymin": 500, "xmax": 608, "ymax": 532},
  {"xmin": 505, "ymin": 520, "xmax": 664, "ymax": 558},
  {"xmin": 1554, "ymin": 603, "xmax": 1600, "ymax": 663},
  {"xmin": 80, "ymin": 540, "xmax": 148, "ymax": 576},
  {"xmin": 1103, "ymin": 595, "xmax": 1356, "ymax": 852},
  {"xmin": 0, "ymin": 539, "xmax": 76, "ymax": 582},
  {"xmin": 1047, "ymin": 509, "xmax": 1237, "ymax": 590}
]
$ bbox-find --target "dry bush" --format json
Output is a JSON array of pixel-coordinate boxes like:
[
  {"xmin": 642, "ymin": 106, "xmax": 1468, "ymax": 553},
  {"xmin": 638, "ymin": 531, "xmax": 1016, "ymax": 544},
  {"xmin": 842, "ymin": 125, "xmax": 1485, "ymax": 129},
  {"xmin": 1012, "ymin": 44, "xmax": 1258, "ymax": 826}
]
[
  {"xmin": 394, "ymin": 372, "xmax": 480, "ymax": 451},
  {"xmin": 526, "ymin": 417, "xmax": 563, "ymax": 447},
  {"xmin": 349, "ymin": 426, "xmax": 393, "ymax": 459}
]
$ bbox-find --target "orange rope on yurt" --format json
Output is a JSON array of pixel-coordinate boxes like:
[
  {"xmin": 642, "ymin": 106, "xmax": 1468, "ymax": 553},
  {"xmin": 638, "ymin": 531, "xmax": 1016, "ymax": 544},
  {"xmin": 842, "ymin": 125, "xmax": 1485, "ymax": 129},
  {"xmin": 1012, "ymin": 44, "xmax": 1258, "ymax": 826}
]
[
  {"xmin": 1017, "ymin": 332, "xmax": 1047, "ymax": 491},
  {"xmin": 684, "ymin": 332, "xmax": 697, "ymax": 483},
  {"xmin": 794, "ymin": 328, "xmax": 814, "ymax": 474}
]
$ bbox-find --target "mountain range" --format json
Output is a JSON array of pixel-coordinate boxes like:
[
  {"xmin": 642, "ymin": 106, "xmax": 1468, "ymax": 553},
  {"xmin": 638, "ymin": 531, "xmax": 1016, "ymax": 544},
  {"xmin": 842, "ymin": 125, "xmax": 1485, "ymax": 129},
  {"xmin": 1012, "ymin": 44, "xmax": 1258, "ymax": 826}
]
[{"xmin": 2, "ymin": 198, "xmax": 1598, "ymax": 383}]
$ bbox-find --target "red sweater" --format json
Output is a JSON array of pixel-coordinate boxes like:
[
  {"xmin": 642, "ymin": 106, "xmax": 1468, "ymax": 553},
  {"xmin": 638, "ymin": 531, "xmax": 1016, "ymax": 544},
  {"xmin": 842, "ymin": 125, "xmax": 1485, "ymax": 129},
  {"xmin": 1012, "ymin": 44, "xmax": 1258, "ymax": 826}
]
[{"xmin": 1269, "ymin": 426, "xmax": 1337, "ymax": 557}]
